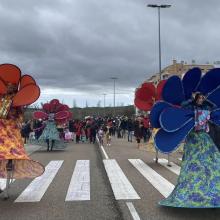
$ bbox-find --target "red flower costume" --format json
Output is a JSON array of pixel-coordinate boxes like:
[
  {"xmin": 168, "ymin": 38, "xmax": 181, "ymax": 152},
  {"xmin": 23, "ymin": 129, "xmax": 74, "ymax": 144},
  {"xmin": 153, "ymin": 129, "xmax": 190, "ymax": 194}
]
[
  {"xmin": 134, "ymin": 81, "xmax": 165, "ymax": 111},
  {"xmin": 33, "ymin": 99, "xmax": 72, "ymax": 151},
  {"xmin": 0, "ymin": 64, "xmax": 44, "ymax": 180},
  {"xmin": 34, "ymin": 99, "xmax": 72, "ymax": 123}
]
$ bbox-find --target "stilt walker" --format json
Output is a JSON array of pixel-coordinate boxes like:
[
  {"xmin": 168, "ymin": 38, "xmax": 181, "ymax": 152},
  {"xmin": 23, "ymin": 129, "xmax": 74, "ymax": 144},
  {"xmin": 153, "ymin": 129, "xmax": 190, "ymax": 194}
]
[
  {"xmin": 0, "ymin": 64, "xmax": 44, "ymax": 199},
  {"xmin": 150, "ymin": 67, "xmax": 220, "ymax": 207},
  {"xmin": 34, "ymin": 99, "xmax": 72, "ymax": 151}
]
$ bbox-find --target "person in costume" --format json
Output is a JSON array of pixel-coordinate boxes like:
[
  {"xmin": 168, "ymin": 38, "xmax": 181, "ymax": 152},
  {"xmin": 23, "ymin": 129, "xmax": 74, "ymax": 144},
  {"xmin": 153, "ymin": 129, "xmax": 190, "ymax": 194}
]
[
  {"xmin": 34, "ymin": 99, "xmax": 72, "ymax": 151},
  {"xmin": 135, "ymin": 81, "xmax": 168, "ymax": 163},
  {"xmin": 150, "ymin": 67, "xmax": 220, "ymax": 208},
  {"xmin": 134, "ymin": 116, "xmax": 143, "ymax": 149},
  {"xmin": 40, "ymin": 113, "xmax": 60, "ymax": 151},
  {"xmin": 0, "ymin": 64, "xmax": 44, "ymax": 198}
]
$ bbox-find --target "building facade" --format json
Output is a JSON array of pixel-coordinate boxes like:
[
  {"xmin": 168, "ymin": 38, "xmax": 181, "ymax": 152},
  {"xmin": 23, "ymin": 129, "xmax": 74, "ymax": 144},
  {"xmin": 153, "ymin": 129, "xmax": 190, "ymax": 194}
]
[{"xmin": 147, "ymin": 59, "xmax": 214, "ymax": 85}]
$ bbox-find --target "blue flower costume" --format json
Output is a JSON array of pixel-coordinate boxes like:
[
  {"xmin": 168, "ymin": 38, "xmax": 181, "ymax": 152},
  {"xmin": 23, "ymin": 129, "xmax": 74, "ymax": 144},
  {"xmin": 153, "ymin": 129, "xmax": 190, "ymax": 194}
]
[{"xmin": 150, "ymin": 68, "xmax": 220, "ymax": 208}]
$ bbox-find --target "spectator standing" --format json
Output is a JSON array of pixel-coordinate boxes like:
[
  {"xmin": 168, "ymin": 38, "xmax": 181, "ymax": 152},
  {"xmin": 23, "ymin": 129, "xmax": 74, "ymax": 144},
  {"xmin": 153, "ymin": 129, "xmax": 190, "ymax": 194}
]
[
  {"xmin": 127, "ymin": 118, "xmax": 134, "ymax": 142},
  {"xmin": 134, "ymin": 117, "xmax": 143, "ymax": 149}
]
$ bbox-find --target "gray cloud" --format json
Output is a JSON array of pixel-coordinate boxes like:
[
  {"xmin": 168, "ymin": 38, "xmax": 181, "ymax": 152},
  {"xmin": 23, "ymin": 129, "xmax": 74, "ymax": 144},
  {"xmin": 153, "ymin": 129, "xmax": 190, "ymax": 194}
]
[{"xmin": 0, "ymin": 0, "xmax": 219, "ymax": 106}]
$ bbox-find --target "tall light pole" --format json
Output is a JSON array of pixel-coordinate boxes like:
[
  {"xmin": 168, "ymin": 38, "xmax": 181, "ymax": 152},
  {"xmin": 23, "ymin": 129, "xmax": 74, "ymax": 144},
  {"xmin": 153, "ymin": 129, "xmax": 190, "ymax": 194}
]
[
  {"xmin": 147, "ymin": 4, "xmax": 171, "ymax": 165},
  {"xmin": 110, "ymin": 77, "xmax": 118, "ymax": 116},
  {"xmin": 147, "ymin": 4, "xmax": 171, "ymax": 80},
  {"xmin": 102, "ymin": 93, "xmax": 106, "ymax": 116}
]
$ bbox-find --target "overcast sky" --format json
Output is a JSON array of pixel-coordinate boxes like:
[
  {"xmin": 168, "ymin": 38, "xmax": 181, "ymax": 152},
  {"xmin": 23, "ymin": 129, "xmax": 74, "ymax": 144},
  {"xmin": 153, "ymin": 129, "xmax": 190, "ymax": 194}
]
[{"xmin": 0, "ymin": 0, "xmax": 219, "ymax": 107}]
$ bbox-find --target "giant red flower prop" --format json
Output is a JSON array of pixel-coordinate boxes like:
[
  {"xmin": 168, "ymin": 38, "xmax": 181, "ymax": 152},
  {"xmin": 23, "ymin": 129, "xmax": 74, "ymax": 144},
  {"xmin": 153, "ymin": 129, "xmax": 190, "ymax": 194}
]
[
  {"xmin": 33, "ymin": 99, "xmax": 72, "ymax": 124},
  {"xmin": 134, "ymin": 80, "xmax": 166, "ymax": 111}
]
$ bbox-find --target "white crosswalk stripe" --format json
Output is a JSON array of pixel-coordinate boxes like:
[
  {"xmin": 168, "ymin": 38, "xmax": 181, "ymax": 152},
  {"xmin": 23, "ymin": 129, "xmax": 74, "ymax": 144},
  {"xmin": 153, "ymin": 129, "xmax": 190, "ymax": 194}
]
[
  {"xmin": 8, "ymin": 158, "xmax": 181, "ymax": 203},
  {"xmin": 156, "ymin": 158, "xmax": 181, "ymax": 175},
  {"xmin": 103, "ymin": 159, "xmax": 140, "ymax": 200},
  {"xmin": 15, "ymin": 160, "xmax": 63, "ymax": 203},
  {"xmin": 65, "ymin": 160, "xmax": 90, "ymax": 201},
  {"xmin": 129, "ymin": 159, "xmax": 175, "ymax": 198},
  {"xmin": 0, "ymin": 144, "xmax": 41, "ymax": 191}
]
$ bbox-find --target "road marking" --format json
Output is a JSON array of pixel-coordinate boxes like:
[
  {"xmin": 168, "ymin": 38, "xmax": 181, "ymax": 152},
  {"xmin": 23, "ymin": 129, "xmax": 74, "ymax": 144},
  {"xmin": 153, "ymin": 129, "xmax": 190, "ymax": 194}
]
[
  {"xmin": 65, "ymin": 160, "xmax": 90, "ymax": 201},
  {"xmin": 15, "ymin": 160, "xmax": 63, "ymax": 202},
  {"xmin": 129, "ymin": 159, "xmax": 174, "ymax": 198},
  {"xmin": 103, "ymin": 159, "xmax": 140, "ymax": 200},
  {"xmin": 100, "ymin": 145, "xmax": 109, "ymax": 159},
  {"xmin": 96, "ymin": 135, "xmax": 109, "ymax": 159},
  {"xmin": 0, "ymin": 145, "xmax": 41, "ymax": 191},
  {"xmin": 126, "ymin": 202, "xmax": 141, "ymax": 220},
  {"xmin": 154, "ymin": 158, "xmax": 180, "ymax": 175}
]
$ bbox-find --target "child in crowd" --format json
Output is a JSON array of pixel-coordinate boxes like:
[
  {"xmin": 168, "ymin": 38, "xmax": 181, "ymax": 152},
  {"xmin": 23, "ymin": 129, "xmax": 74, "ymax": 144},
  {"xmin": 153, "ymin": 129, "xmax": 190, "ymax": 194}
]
[
  {"xmin": 98, "ymin": 127, "xmax": 104, "ymax": 146},
  {"xmin": 81, "ymin": 127, "xmax": 86, "ymax": 143},
  {"xmin": 64, "ymin": 128, "xmax": 73, "ymax": 142},
  {"xmin": 105, "ymin": 126, "xmax": 111, "ymax": 146}
]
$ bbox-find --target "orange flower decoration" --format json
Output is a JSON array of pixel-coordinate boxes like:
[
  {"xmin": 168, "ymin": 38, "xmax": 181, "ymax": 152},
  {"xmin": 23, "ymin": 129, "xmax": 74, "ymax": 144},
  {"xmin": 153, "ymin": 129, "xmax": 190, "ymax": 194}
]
[{"xmin": 0, "ymin": 63, "xmax": 40, "ymax": 107}]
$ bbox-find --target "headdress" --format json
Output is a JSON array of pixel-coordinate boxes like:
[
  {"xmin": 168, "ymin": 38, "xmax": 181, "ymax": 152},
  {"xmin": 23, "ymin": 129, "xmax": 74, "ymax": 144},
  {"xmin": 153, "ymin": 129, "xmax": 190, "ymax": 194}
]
[
  {"xmin": 33, "ymin": 99, "xmax": 72, "ymax": 124},
  {"xmin": 0, "ymin": 64, "xmax": 40, "ymax": 118}
]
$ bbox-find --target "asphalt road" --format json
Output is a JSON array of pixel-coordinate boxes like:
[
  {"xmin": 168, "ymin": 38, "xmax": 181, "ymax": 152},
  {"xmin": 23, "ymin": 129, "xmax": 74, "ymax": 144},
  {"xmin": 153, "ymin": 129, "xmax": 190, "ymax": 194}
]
[
  {"xmin": 100, "ymin": 136, "xmax": 220, "ymax": 220},
  {"xmin": 0, "ymin": 137, "xmax": 220, "ymax": 220},
  {"xmin": 0, "ymin": 142, "xmax": 122, "ymax": 220}
]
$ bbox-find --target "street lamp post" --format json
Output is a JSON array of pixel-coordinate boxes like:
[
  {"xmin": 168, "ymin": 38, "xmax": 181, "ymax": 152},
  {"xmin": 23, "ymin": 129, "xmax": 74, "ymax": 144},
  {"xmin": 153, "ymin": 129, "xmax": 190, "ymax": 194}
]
[
  {"xmin": 102, "ymin": 93, "xmax": 106, "ymax": 116},
  {"xmin": 110, "ymin": 77, "xmax": 118, "ymax": 117},
  {"xmin": 147, "ymin": 4, "xmax": 171, "ymax": 80},
  {"xmin": 147, "ymin": 4, "xmax": 171, "ymax": 165}
]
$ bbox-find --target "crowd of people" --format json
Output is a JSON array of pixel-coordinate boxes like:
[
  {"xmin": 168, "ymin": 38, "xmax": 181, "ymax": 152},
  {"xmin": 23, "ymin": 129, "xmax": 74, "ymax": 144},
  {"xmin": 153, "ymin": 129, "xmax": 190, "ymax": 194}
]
[{"xmin": 21, "ymin": 114, "xmax": 152, "ymax": 147}]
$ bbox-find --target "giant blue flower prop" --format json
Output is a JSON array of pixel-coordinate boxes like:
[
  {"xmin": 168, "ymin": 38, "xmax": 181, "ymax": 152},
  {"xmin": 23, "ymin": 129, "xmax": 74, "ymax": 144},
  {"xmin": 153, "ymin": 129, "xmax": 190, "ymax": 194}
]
[{"xmin": 150, "ymin": 67, "xmax": 220, "ymax": 153}]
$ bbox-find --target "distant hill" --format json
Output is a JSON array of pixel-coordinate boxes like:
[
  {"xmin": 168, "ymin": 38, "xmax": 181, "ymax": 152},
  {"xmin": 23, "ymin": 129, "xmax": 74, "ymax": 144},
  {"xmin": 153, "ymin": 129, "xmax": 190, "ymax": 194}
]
[{"xmin": 24, "ymin": 105, "xmax": 135, "ymax": 121}]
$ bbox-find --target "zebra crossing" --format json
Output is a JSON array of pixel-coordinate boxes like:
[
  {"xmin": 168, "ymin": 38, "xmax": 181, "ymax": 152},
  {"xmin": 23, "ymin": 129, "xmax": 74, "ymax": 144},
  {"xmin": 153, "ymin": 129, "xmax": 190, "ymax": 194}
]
[
  {"xmin": 0, "ymin": 144, "xmax": 42, "ymax": 192},
  {"xmin": 129, "ymin": 159, "xmax": 175, "ymax": 198},
  {"xmin": 155, "ymin": 158, "xmax": 180, "ymax": 175},
  {"xmin": 1, "ymin": 158, "xmax": 182, "ymax": 203},
  {"xmin": 103, "ymin": 159, "xmax": 140, "ymax": 200},
  {"xmin": 15, "ymin": 160, "xmax": 63, "ymax": 202},
  {"xmin": 65, "ymin": 160, "xmax": 90, "ymax": 201}
]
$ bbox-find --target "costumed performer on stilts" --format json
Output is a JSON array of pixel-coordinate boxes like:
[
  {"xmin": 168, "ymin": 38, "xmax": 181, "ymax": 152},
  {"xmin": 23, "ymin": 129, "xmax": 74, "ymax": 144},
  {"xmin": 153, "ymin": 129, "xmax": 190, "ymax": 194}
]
[
  {"xmin": 150, "ymin": 67, "xmax": 220, "ymax": 207},
  {"xmin": 0, "ymin": 64, "xmax": 44, "ymax": 199},
  {"xmin": 34, "ymin": 99, "xmax": 71, "ymax": 151}
]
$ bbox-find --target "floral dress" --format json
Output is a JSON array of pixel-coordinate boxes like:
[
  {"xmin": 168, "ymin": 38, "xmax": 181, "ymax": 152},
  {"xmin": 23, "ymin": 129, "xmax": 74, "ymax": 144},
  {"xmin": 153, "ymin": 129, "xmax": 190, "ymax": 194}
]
[
  {"xmin": 0, "ymin": 100, "xmax": 44, "ymax": 179},
  {"xmin": 159, "ymin": 107, "xmax": 220, "ymax": 208}
]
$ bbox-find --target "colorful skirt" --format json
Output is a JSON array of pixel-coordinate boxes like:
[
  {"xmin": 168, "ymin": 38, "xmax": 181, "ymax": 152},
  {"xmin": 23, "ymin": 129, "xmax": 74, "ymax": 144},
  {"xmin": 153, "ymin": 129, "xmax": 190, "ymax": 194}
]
[
  {"xmin": 159, "ymin": 131, "xmax": 220, "ymax": 208},
  {"xmin": 0, "ymin": 119, "xmax": 44, "ymax": 179},
  {"xmin": 38, "ymin": 121, "xmax": 66, "ymax": 149},
  {"xmin": 39, "ymin": 121, "xmax": 60, "ymax": 141}
]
